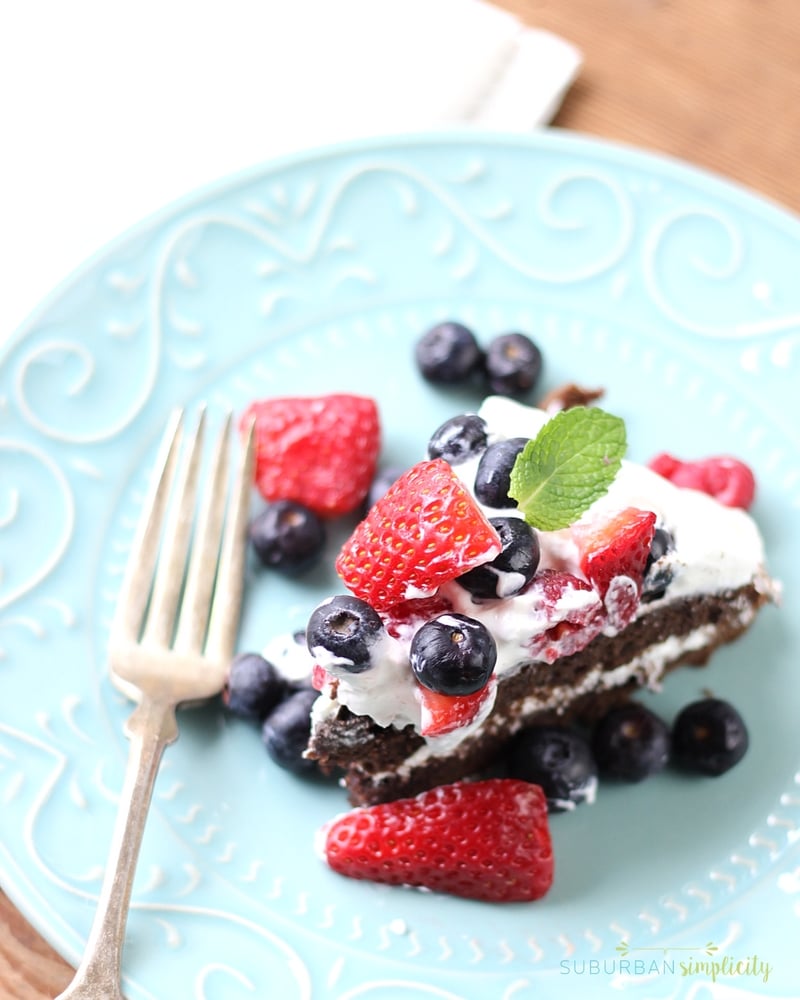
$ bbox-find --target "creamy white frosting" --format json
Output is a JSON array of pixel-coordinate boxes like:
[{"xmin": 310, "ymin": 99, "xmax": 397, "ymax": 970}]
[{"xmin": 306, "ymin": 397, "xmax": 775, "ymax": 748}]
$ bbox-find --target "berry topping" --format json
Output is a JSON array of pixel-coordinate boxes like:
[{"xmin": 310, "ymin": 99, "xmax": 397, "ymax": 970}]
[
  {"xmin": 572, "ymin": 508, "xmax": 657, "ymax": 599},
  {"xmin": 456, "ymin": 515, "xmax": 540, "ymax": 599},
  {"xmin": 417, "ymin": 679, "xmax": 496, "ymax": 737},
  {"xmin": 261, "ymin": 687, "xmax": 320, "ymax": 774},
  {"xmin": 306, "ymin": 595, "xmax": 386, "ymax": 673},
  {"xmin": 410, "ymin": 614, "xmax": 497, "ymax": 695},
  {"xmin": 414, "ymin": 321, "xmax": 482, "ymax": 384},
  {"xmin": 248, "ymin": 499, "xmax": 326, "ymax": 574},
  {"xmin": 427, "ymin": 413, "xmax": 488, "ymax": 465},
  {"xmin": 525, "ymin": 570, "xmax": 606, "ymax": 663},
  {"xmin": 321, "ymin": 778, "xmax": 554, "ymax": 902},
  {"xmin": 336, "ymin": 459, "xmax": 502, "ymax": 611},
  {"xmin": 592, "ymin": 703, "xmax": 671, "ymax": 782},
  {"xmin": 671, "ymin": 698, "xmax": 749, "ymax": 776},
  {"xmin": 484, "ymin": 332, "xmax": 543, "ymax": 398},
  {"xmin": 223, "ymin": 652, "xmax": 288, "ymax": 721},
  {"xmin": 380, "ymin": 595, "xmax": 454, "ymax": 640},
  {"xmin": 648, "ymin": 453, "xmax": 756, "ymax": 510},
  {"xmin": 507, "ymin": 725, "xmax": 598, "ymax": 812},
  {"xmin": 474, "ymin": 437, "xmax": 530, "ymax": 508},
  {"xmin": 642, "ymin": 526, "xmax": 675, "ymax": 603},
  {"xmin": 241, "ymin": 393, "xmax": 380, "ymax": 517}
]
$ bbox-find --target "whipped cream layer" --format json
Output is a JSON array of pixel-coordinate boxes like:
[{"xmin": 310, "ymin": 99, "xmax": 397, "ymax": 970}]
[{"xmin": 309, "ymin": 397, "xmax": 774, "ymax": 746}]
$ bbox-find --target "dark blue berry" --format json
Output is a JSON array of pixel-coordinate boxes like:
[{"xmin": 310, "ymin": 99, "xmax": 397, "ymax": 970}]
[
  {"xmin": 249, "ymin": 500, "xmax": 325, "ymax": 574},
  {"xmin": 306, "ymin": 595, "xmax": 385, "ymax": 673},
  {"xmin": 364, "ymin": 466, "xmax": 406, "ymax": 511},
  {"xmin": 508, "ymin": 726, "xmax": 598, "ymax": 811},
  {"xmin": 642, "ymin": 527, "xmax": 675, "ymax": 603},
  {"xmin": 592, "ymin": 703, "xmax": 670, "ymax": 782},
  {"xmin": 223, "ymin": 652, "xmax": 288, "ymax": 721},
  {"xmin": 456, "ymin": 516, "xmax": 539, "ymax": 599},
  {"xmin": 410, "ymin": 614, "xmax": 496, "ymax": 695},
  {"xmin": 427, "ymin": 413, "xmax": 488, "ymax": 466},
  {"xmin": 415, "ymin": 321, "xmax": 482, "ymax": 384},
  {"xmin": 473, "ymin": 437, "xmax": 529, "ymax": 508},
  {"xmin": 484, "ymin": 332, "xmax": 543, "ymax": 398},
  {"xmin": 672, "ymin": 698, "xmax": 748, "ymax": 776},
  {"xmin": 261, "ymin": 687, "xmax": 319, "ymax": 774}
]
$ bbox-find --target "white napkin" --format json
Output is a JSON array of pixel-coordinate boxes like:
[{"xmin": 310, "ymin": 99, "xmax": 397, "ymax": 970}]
[{"xmin": 0, "ymin": 0, "xmax": 580, "ymax": 339}]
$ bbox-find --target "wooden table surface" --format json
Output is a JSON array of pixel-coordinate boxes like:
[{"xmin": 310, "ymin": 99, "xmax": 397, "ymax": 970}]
[{"xmin": 3, "ymin": 1, "xmax": 799, "ymax": 996}]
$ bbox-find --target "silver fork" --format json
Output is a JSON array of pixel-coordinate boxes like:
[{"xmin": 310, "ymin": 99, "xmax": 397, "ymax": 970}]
[{"xmin": 56, "ymin": 408, "xmax": 254, "ymax": 1000}]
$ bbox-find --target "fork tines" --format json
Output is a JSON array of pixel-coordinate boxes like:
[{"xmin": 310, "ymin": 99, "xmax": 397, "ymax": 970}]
[{"xmin": 112, "ymin": 408, "xmax": 255, "ymax": 667}]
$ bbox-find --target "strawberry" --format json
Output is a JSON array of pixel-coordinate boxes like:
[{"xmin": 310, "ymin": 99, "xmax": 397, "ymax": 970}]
[
  {"xmin": 241, "ymin": 394, "xmax": 380, "ymax": 517},
  {"xmin": 571, "ymin": 508, "xmax": 657, "ymax": 599},
  {"xmin": 571, "ymin": 508, "xmax": 656, "ymax": 631},
  {"xmin": 648, "ymin": 452, "xmax": 755, "ymax": 510},
  {"xmin": 336, "ymin": 459, "xmax": 502, "ymax": 611},
  {"xmin": 417, "ymin": 677, "xmax": 496, "ymax": 737},
  {"xmin": 321, "ymin": 778, "xmax": 553, "ymax": 902}
]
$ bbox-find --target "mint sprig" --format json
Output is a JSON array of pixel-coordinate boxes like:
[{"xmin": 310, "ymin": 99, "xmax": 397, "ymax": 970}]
[{"xmin": 508, "ymin": 406, "xmax": 626, "ymax": 531}]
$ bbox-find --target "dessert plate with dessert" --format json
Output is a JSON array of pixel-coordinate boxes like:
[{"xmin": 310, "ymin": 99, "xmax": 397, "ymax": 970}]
[{"xmin": 1, "ymin": 131, "xmax": 798, "ymax": 998}]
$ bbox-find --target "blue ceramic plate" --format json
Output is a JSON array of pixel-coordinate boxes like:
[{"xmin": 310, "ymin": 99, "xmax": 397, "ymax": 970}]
[{"xmin": 1, "ymin": 132, "xmax": 799, "ymax": 1000}]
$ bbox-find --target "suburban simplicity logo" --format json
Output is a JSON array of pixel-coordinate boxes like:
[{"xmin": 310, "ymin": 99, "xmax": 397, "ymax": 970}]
[{"xmin": 560, "ymin": 940, "xmax": 773, "ymax": 984}]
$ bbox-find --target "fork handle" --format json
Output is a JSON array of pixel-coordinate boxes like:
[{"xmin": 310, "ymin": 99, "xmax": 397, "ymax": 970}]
[{"xmin": 56, "ymin": 698, "xmax": 179, "ymax": 1000}]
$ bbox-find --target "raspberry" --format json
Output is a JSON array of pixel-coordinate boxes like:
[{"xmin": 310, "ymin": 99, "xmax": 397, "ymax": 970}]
[
  {"xmin": 241, "ymin": 394, "xmax": 380, "ymax": 517},
  {"xmin": 335, "ymin": 459, "xmax": 502, "ymax": 611},
  {"xmin": 648, "ymin": 452, "xmax": 755, "ymax": 510},
  {"xmin": 525, "ymin": 570, "xmax": 606, "ymax": 663},
  {"xmin": 321, "ymin": 778, "xmax": 553, "ymax": 902}
]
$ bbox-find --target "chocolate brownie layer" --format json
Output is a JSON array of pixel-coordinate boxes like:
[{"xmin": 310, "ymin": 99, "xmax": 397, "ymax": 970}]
[{"xmin": 308, "ymin": 583, "xmax": 769, "ymax": 805}]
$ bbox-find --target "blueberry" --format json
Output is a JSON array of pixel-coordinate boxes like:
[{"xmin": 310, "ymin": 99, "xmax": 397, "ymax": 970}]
[
  {"xmin": 484, "ymin": 332, "xmax": 543, "ymax": 398},
  {"xmin": 427, "ymin": 413, "xmax": 488, "ymax": 466},
  {"xmin": 249, "ymin": 500, "xmax": 326, "ymax": 574},
  {"xmin": 591, "ymin": 703, "xmax": 670, "ymax": 782},
  {"xmin": 642, "ymin": 527, "xmax": 675, "ymax": 603},
  {"xmin": 410, "ymin": 614, "xmax": 496, "ymax": 695},
  {"xmin": 306, "ymin": 595, "xmax": 385, "ymax": 673},
  {"xmin": 508, "ymin": 726, "xmax": 598, "ymax": 811},
  {"xmin": 223, "ymin": 652, "xmax": 288, "ymax": 721},
  {"xmin": 415, "ymin": 321, "xmax": 482, "ymax": 384},
  {"xmin": 457, "ymin": 516, "xmax": 539, "ymax": 599},
  {"xmin": 672, "ymin": 698, "xmax": 749, "ymax": 776},
  {"xmin": 261, "ymin": 687, "xmax": 319, "ymax": 774},
  {"xmin": 473, "ymin": 437, "xmax": 529, "ymax": 508},
  {"xmin": 364, "ymin": 466, "xmax": 406, "ymax": 510}
]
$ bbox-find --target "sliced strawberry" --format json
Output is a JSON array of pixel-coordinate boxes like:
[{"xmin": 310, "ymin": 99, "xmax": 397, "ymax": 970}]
[
  {"xmin": 336, "ymin": 459, "xmax": 502, "ymax": 611},
  {"xmin": 648, "ymin": 452, "xmax": 755, "ymax": 510},
  {"xmin": 241, "ymin": 393, "xmax": 380, "ymax": 517},
  {"xmin": 417, "ymin": 677, "xmax": 496, "ymax": 737},
  {"xmin": 321, "ymin": 778, "xmax": 553, "ymax": 902},
  {"xmin": 525, "ymin": 570, "xmax": 606, "ymax": 663},
  {"xmin": 571, "ymin": 508, "xmax": 657, "ymax": 599}
]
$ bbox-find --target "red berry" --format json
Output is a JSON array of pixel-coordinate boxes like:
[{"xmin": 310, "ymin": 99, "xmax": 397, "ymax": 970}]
[
  {"xmin": 525, "ymin": 570, "xmax": 606, "ymax": 663},
  {"xmin": 380, "ymin": 595, "xmax": 454, "ymax": 640},
  {"xmin": 647, "ymin": 452, "xmax": 755, "ymax": 510},
  {"xmin": 336, "ymin": 459, "xmax": 502, "ymax": 611},
  {"xmin": 571, "ymin": 508, "xmax": 657, "ymax": 600},
  {"xmin": 241, "ymin": 394, "xmax": 380, "ymax": 517},
  {"xmin": 321, "ymin": 778, "xmax": 554, "ymax": 902},
  {"xmin": 417, "ymin": 678, "xmax": 496, "ymax": 737}
]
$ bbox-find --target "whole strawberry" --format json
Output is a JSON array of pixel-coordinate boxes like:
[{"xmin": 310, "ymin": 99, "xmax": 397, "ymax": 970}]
[
  {"xmin": 241, "ymin": 394, "xmax": 380, "ymax": 517},
  {"xmin": 321, "ymin": 779, "xmax": 553, "ymax": 902},
  {"xmin": 336, "ymin": 459, "xmax": 501, "ymax": 611}
]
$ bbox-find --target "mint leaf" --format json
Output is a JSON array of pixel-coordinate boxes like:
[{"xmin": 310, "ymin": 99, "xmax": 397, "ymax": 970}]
[{"xmin": 508, "ymin": 407, "xmax": 626, "ymax": 531}]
